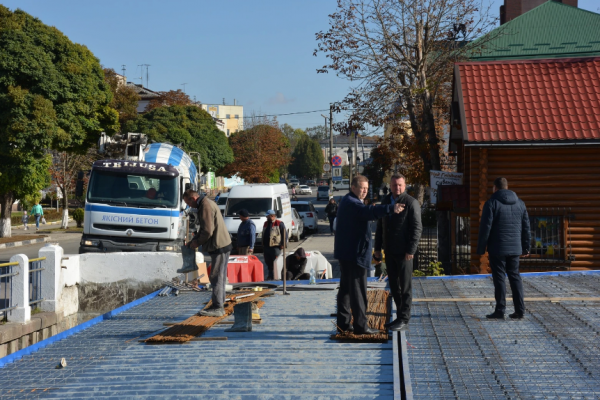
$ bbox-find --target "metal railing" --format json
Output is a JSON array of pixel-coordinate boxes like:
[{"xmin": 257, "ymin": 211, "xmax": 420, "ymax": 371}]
[
  {"xmin": 416, "ymin": 227, "xmax": 438, "ymax": 273},
  {"xmin": 28, "ymin": 257, "xmax": 46, "ymax": 307},
  {"xmin": 452, "ymin": 216, "xmax": 471, "ymax": 275},
  {"xmin": 0, "ymin": 261, "xmax": 19, "ymax": 317}
]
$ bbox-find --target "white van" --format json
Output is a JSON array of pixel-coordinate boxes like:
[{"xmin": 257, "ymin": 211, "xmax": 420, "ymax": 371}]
[
  {"xmin": 224, "ymin": 184, "xmax": 292, "ymax": 250},
  {"xmin": 333, "ymin": 179, "xmax": 350, "ymax": 191}
]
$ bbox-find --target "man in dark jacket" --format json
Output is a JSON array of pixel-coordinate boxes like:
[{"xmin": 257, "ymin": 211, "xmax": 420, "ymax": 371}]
[
  {"xmin": 236, "ymin": 209, "xmax": 256, "ymax": 255},
  {"xmin": 375, "ymin": 174, "xmax": 423, "ymax": 332},
  {"xmin": 285, "ymin": 247, "xmax": 310, "ymax": 280},
  {"xmin": 184, "ymin": 189, "xmax": 233, "ymax": 317},
  {"xmin": 477, "ymin": 177, "xmax": 530, "ymax": 320},
  {"xmin": 335, "ymin": 175, "xmax": 404, "ymax": 335},
  {"xmin": 324, "ymin": 198, "xmax": 338, "ymax": 235}
]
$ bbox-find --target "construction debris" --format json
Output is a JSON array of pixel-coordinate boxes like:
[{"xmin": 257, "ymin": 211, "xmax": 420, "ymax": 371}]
[
  {"xmin": 331, "ymin": 290, "xmax": 391, "ymax": 343},
  {"xmin": 144, "ymin": 291, "xmax": 270, "ymax": 343}
]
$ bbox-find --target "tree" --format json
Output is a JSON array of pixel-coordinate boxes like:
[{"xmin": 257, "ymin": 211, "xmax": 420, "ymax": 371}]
[
  {"xmin": 49, "ymin": 150, "xmax": 98, "ymax": 228},
  {"xmin": 280, "ymin": 123, "xmax": 305, "ymax": 176},
  {"xmin": 0, "ymin": 6, "xmax": 119, "ymax": 237},
  {"xmin": 145, "ymin": 89, "xmax": 193, "ymax": 112},
  {"xmin": 314, "ymin": 0, "xmax": 496, "ymax": 180},
  {"xmin": 306, "ymin": 125, "xmax": 329, "ymax": 141},
  {"xmin": 289, "ymin": 135, "xmax": 325, "ymax": 179},
  {"xmin": 124, "ymin": 105, "xmax": 233, "ymax": 172},
  {"xmin": 220, "ymin": 125, "xmax": 291, "ymax": 183},
  {"xmin": 104, "ymin": 68, "xmax": 141, "ymax": 131}
]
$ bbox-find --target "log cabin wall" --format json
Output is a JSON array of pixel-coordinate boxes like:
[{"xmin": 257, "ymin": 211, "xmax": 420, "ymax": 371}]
[{"xmin": 467, "ymin": 145, "xmax": 600, "ymax": 273}]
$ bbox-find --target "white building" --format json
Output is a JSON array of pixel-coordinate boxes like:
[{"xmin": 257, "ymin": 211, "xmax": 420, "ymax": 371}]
[{"xmin": 319, "ymin": 134, "xmax": 378, "ymax": 166}]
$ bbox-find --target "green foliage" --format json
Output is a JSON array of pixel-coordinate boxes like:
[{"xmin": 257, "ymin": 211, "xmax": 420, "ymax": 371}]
[
  {"xmin": 72, "ymin": 208, "xmax": 84, "ymax": 227},
  {"xmin": 1, "ymin": 154, "xmax": 51, "ymax": 206},
  {"xmin": 11, "ymin": 208, "xmax": 63, "ymax": 225},
  {"xmin": 289, "ymin": 135, "xmax": 325, "ymax": 179},
  {"xmin": 20, "ymin": 192, "xmax": 42, "ymax": 211},
  {"xmin": 305, "ymin": 125, "xmax": 329, "ymax": 141},
  {"xmin": 0, "ymin": 6, "xmax": 119, "ymax": 154},
  {"xmin": 342, "ymin": 165, "xmax": 350, "ymax": 179},
  {"xmin": 413, "ymin": 261, "xmax": 445, "ymax": 277},
  {"xmin": 104, "ymin": 68, "xmax": 141, "ymax": 132},
  {"xmin": 125, "ymin": 105, "xmax": 233, "ymax": 173}
]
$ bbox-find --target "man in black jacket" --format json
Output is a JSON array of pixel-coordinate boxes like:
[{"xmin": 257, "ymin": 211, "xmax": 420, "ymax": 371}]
[
  {"xmin": 375, "ymin": 174, "xmax": 423, "ymax": 332},
  {"xmin": 285, "ymin": 248, "xmax": 310, "ymax": 280},
  {"xmin": 477, "ymin": 177, "xmax": 530, "ymax": 320}
]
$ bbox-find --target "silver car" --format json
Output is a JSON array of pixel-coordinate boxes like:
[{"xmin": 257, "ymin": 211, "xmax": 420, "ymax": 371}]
[{"xmin": 290, "ymin": 208, "xmax": 304, "ymax": 241}]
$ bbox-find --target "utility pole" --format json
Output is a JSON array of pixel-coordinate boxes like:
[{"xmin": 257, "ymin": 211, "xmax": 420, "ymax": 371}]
[
  {"xmin": 141, "ymin": 64, "xmax": 150, "ymax": 88},
  {"xmin": 121, "ymin": 65, "xmax": 126, "ymax": 79},
  {"xmin": 354, "ymin": 130, "xmax": 359, "ymax": 176},
  {"xmin": 329, "ymin": 105, "xmax": 333, "ymax": 194},
  {"xmin": 181, "ymin": 83, "xmax": 188, "ymax": 93}
]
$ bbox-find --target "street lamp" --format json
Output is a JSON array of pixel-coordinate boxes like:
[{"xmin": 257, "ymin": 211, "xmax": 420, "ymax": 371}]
[{"xmin": 347, "ymin": 146, "xmax": 353, "ymax": 190}]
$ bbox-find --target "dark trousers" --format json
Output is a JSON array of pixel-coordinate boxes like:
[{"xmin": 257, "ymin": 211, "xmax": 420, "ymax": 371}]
[
  {"xmin": 386, "ymin": 253, "xmax": 413, "ymax": 323},
  {"xmin": 285, "ymin": 271, "xmax": 310, "ymax": 281},
  {"xmin": 489, "ymin": 254, "xmax": 525, "ymax": 315},
  {"xmin": 264, "ymin": 247, "xmax": 281, "ymax": 280},
  {"xmin": 328, "ymin": 215, "xmax": 335, "ymax": 233},
  {"xmin": 209, "ymin": 251, "xmax": 230, "ymax": 309},
  {"xmin": 337, "ymin": 260, "xmax": 369, "ymax": 332}
]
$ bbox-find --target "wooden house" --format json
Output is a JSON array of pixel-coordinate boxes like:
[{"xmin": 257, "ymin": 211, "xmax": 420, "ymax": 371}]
[{"xmin": 446, "ymin": 2, "xmax": 600, "ymax": 273}]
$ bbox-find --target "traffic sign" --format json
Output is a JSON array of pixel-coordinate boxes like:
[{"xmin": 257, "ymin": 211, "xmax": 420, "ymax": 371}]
[
  {"xmin": 332, "ymin": 166, "xmax": 342, "ymax": 181},
  {"xmin": 331, "ymin": 155, "xmax": 342, "ymax": 166},
  {"xmin": 323, "ymin": 163, "xmax": 331, "ymax": 172}
]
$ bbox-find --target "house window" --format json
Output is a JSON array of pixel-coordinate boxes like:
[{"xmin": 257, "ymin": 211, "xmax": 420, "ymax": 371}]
[
  {"xmin": 227, "ymin": 129, "xmax": 230, "ymax": 136},
  {"xmin": 235, "ymin": 115, "xmax": 239, "ymax": 119},
  {"xmin": 524, "ymin": 208, "xmax": 573, "ymax": 266},
  {"xmin": 226, "ymin": 114, "xmax": 231, "ymax": 119}
]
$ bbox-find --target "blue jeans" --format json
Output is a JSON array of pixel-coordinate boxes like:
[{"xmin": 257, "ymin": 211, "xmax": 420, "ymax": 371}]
[{"xmin": 35, "ymin": 215, "xmax": 41, "ymax": 228}]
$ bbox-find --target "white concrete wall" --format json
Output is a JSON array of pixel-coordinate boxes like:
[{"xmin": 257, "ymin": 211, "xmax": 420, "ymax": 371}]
[
  {"xmin": 75, "ymin": 251, "xmax": 203, "ymax": 284},
  {"xmin": 275, "ymin": 250, "xmax": 332, "ymax": 280}
]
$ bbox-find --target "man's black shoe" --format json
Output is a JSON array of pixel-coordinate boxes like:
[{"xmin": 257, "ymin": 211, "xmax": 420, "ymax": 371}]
[
  {"xmin": 384, "ymin": 318, "xmax": 399, "ymax": 328},
  {"xmin": 509, "ymin": 312, "xmax": 524, "ymax": 319},
  {"xmin": 486, "ymin": 312, "xmax": 505, "ymax": 319},
  {"xmin": 354, "ymin": 327, "xmax": 379, "ymax": 335},
  {"xmin": 388, "ymin": 321, "xmax": 409, "ymax": 331},
  {"xmin": 336, "ymin": 326, "xmax": 354, "ymax": 334}
]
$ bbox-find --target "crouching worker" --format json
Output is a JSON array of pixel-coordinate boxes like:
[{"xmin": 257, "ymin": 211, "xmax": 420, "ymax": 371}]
[{"xmin": 285, "ymin": 248, "xmax": 310, "ymax": 281}]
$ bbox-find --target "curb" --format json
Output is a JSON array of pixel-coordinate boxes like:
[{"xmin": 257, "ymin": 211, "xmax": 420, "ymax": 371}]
[{"xmin": 0, "ymin": 236, "xmax": 49, "ymax": 250}]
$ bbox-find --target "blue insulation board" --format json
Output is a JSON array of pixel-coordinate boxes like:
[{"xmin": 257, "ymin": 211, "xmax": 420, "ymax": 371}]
[{"xmin": 0, "ymin": 290, "xmax": 395, "ymax": 399}]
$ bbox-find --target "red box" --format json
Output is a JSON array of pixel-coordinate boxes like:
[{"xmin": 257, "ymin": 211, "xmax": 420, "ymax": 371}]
[{"xmin": 208, "ymin": 255, "xmax": 264, "ymax": 283}]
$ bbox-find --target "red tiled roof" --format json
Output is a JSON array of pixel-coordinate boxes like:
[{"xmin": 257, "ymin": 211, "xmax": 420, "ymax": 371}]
[{"xmin": 456, "ymin": 57, "xmax": 600, "ymax": 142}]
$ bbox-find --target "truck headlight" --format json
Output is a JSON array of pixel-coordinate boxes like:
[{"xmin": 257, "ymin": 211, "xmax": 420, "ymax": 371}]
[
  {"xmin": 84, "ymin": 240, "xmax": 99, "ymax": 246},
  {"xmin": 158, "ymin": 244, "xmax": 178, "ymax": 251}
]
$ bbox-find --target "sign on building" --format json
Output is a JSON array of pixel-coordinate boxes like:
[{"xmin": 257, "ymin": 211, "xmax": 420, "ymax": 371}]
[
  {"xmin": 207, "ymin": 171, "xmax": 216, "ymax": 189},
  {"xmin": 429, "ymin": 170, "xmax": 463, "ymax": 204}
]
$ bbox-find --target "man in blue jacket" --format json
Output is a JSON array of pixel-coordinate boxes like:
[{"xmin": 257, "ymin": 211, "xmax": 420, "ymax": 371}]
[
  {"xmin": 236, "ymin": 209, "xmax": 256, "ymax": 255},
  {"xmin": 335, "ymin": 175, "xmax": 404, "ymax": 335},
  {"xmin": 477, "ymin": 177, "xmax": 531, "ymax": 320}
]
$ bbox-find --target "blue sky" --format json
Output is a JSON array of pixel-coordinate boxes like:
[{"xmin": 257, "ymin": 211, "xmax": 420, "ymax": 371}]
[{"xmin": 2, "ymin": 0, "xmax": 599, "ymax": 132}]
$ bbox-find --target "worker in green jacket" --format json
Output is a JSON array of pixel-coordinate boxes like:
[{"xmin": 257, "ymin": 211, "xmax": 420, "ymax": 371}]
[{"xmin": 30, "ymin": 203, "xmax": 44, "ymax": 231}]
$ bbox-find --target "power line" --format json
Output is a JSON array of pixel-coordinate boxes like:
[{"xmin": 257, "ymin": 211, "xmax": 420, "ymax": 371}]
[{"xmin": 242, "ymin": 109, "xmax": 331, "ymax": 119}]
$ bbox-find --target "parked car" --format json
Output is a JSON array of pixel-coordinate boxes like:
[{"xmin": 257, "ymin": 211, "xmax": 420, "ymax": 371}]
[
  {"xmin": 306, "ymin": 180, "xmax": 316, "ymax": 186},
  {"xmin": 290, "ymin": 208, "xmax": 304, "ymax": 242},
  {"xmin": 298, "ymin": 185, "xmax": 312, "ymax": 195},
  {"xmin": 291, "ymin": 201, "xmax": 318, "ymax": 234},
  {"xmin": 333, "ymin": 179, "xmax": 350, "ymax": 191},
  {"xmin": 289, "ymin": 179, "xmax": 300, "ymax": 187},
  {"xmin": 317, "ymin": 186, "xmax": 331, "ymax": 201},
  {"xmin": 216, "ymin": 193, "xmax": 229, "ymax": 215}
]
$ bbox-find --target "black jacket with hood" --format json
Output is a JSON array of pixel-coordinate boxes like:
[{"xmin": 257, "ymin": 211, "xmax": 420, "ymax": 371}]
[{"xmin": 477, "ymin": 189, "xmax": 531, "ymax": 256}]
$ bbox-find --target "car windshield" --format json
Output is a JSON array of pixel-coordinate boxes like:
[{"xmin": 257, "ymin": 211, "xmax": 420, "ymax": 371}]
[
  {"xmin": 226, "ymin": 198, "xmax": 271, "ymax": 216},
  {"xmin": 87, "ymin": 170, "xmax": 178, "ymax": 208},
  {"xmin": 217, "ymin": 196, "xmax": 228, "ymax": 205},
  {"xmin": 300, "ymin": 186, "xmax": 309, "ymax": 189},
  {"xmin": 292, "ymin": 204, "xmax": 311, "ymax": 212},
  {"xmin": 318, "ymin": 187, "xmax": 329, "ymax": 192}
]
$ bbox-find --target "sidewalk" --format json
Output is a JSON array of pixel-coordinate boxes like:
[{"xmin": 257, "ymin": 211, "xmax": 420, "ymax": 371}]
[{"xmin": 0, "ymin": 219, "xmax": 76, "ymax": 249}]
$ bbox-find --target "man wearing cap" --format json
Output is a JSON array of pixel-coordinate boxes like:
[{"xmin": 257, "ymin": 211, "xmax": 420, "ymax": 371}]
[
  {"xmin": 183, "ymin": 189, "xmax": 232, "ymax": 317},
  {"xmin": 236, "ymin": 209, "xmax": 256, "ymax": 255},
  {"xmin": 262, "ymin": 209, "xmax": 287, "ymax": 280}
]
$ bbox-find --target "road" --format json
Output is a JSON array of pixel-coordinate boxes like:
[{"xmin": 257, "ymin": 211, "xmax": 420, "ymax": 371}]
[{"xmin": 0, "ymin": 186, "xmax": 352, "ymax": 265}]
